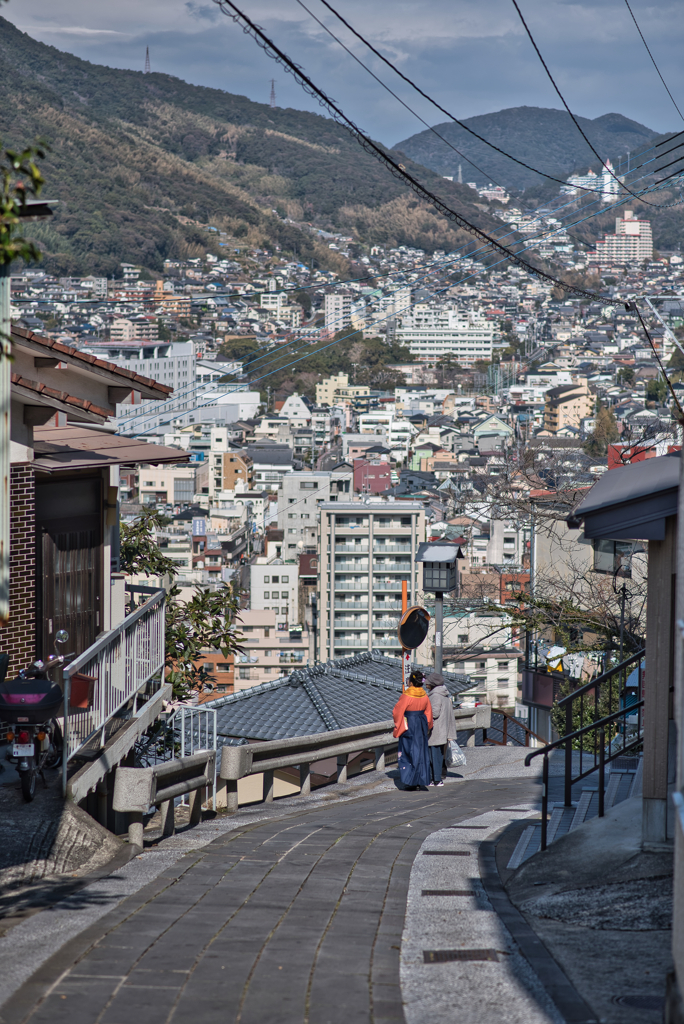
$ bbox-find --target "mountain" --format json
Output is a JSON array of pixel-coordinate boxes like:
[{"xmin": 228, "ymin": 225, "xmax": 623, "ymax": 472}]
[
  {"xmin": 394, "ymin": 106, "xmax": 663, "ymax": 192},
  {"xmin": 0, "ymin": 17, "xmax": 509, "ymax": 275}
]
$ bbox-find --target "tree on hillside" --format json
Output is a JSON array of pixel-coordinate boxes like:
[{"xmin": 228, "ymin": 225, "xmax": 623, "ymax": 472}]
[{"xmin": 583, "ymin": 405, "xmax": 619, "ymax": 457}]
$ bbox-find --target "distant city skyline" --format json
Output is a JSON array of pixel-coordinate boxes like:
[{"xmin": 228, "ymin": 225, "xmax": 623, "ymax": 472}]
[{"xmin": 10, "ymin": 0, "xmax": 684, "ymax": 144}]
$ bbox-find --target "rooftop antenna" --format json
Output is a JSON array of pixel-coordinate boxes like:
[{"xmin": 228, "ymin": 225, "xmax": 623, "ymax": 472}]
[
  {"xmin": 270, "ymin": 78, "xmax": 276, "ymax": 109},
  {"xmin": 144, "ymin": 46, "xmax": 151, "ymax": 74}
]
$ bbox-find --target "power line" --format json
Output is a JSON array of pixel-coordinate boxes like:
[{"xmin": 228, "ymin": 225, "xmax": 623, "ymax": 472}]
[
  {"xmin": 623, "ymin": 0, "xmax": 684, "ymax": 122},
  {"xmin": 310, "ymin": 0, "xmax": 639, "ymax": 197},
  {"xmin": 509, "ymin": 0, "xmax": 675, "ymax": 209},
  {"xmin": 211, "ymin": 0, "xmax": 621, "ymax": 301},
  {"xmin": 293, "ymin": 0, "xmax": 504, "ymax": 188}
]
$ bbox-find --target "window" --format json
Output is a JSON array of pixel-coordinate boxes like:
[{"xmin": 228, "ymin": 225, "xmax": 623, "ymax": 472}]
[
  {"xmin": 300, "ymin": 482, "xmax": 318, "ymax": 489},
  {"xmin": 216, "ymin": 663, "xmax": 231, "ymax": 672},
  {"xmin": 288, "ymin": 513, "xmax": 296, "ymax": 519},
  {"xmin": 264, "ymin": 591, "xmax": 269, "ymax": 599},
  {"xmin": 263, "ymin": 576, "xmax": 270, "ymax": 583},
  {"xmin": 498, "ymin": 662, "xmax": 509, "ymax": 670},
  {"xmin": 271, "ymin": 576, "xmax": 279, "ymax": 583},
  {"xmin": 239, "ymin": 667, "xmax": 250, "ymax": 679},
  {"xmin": 264, "ymin": 628, "xmax": 270, "ymax": 638},
  {"xmin": 281, "ymin": 591, "xmax": 288, "ymax": 598},
  {"xmin": 241, "ymin": 626, "xmax": 254, "ymax": 632},
  {"xmin": 458, "ymin": 634, "xmax": 469, "ymax": 643},
  {"xmin": 301, "ymin": 514, "xmax": 310, "ymax": 520},
  {"xmin": 263, "ymin": 650, "xmax": 272, "ymax": 657},
  {"xmin": 281, "ymin": 575, "xmax": 289, "ymax": 582},
  {"xmin": 288, "ymin": 529, "xmax": 297, "ymax": 535}
]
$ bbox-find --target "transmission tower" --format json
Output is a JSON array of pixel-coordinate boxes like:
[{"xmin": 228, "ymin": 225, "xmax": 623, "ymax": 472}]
[
  {"xmin": 270, "ymin": 78, "xmax": 276, "ymax": 109},
  {"xmin": 144, "ymin": 46, "xmax": 151, "ymax": 74}
]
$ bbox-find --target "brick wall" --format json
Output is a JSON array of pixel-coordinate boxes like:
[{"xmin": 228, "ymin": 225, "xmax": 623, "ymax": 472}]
[{"xmin": 0, "ymin": 464, "xmax": 35, "ymax": 676}]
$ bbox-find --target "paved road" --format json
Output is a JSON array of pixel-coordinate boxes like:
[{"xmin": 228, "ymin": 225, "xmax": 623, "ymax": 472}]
[{"xmin": 2, "ymin": 777, "xmax": 539, "ymax": 1024}]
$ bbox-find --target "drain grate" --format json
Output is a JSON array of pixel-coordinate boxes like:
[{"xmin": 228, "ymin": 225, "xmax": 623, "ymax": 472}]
[
  {"xmin": 422, "ymin": 889, "xmax": 474, "ymax": 896},
  {"xmin": 424, "ymin": 949, "xmax": 499, "ymax": 963},
  {"xmin": 612, "ymin": 994, "xmax": 664, "ymax": 1010},
  {"xmin": 422, "ymin": 850, "xmax": 470, "ymax": 856}
]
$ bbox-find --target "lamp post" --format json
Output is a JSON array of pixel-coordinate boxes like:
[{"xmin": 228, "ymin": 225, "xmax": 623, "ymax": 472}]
[{"xmin": 416, "ymin": 542, "xmax": 465, "ymax": 672}]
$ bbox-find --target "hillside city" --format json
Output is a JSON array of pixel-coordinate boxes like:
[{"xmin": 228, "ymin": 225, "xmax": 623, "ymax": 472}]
[{"xmin": 2, "ymin": 5, "xmax": 684, "ymax": 1022}]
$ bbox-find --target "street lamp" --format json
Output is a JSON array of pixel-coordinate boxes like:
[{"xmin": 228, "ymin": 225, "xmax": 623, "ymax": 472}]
[{"xmin": 416, "ymin": 541, "xmax": 465, "ymax": 672}]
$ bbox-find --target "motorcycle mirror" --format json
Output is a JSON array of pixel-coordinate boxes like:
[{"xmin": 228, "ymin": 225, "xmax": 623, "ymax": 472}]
[{"xmin": 55, "ymin": 630, "xmax": 69, "ymax": 644}]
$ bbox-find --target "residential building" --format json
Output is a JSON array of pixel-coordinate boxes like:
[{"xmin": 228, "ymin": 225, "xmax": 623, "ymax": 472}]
[
  {"xmin": 278, "ymin": 469, "xmax": 353, "ymax": 554},
  {"xmin": 543, "ymin": 380, "xmax": 593, "ymax": 433},
  {"xmin": 233, "ymin": 610, "xmax": 310, "ymax": 691},
  {"xmin": 138, "ymin": 464, "xmax": 197, "ymax": 506},
  {"xmin": 110, "ymin": 317, "xmax": 158, "ymax": 343},
  {"xmin": 395, "ymin": 305, "xmax": 494, "ymax": 365},
  {"xmin": 324, "ymin": 292, "xmax": 353, "ymax": 332},
  {"xmin": 250, "ymin": 561, "xmax": 299, "ymax": 627},
  {"xmin": 246, "ymin": 442, "xmax": 293, "ymax": 491},
  {"xmin": 315, "ymin": 372, "xmax": 370, "ymax": 407},
  {"xmin": 594, "ymin": 210, "xmax": 653, "ymax": 264},
  {"xmin": 220, "ymin": 451, "xmax": 253, "ymax": 493},
  {"xmin": 317, "ymin": 500, "xmax": 426, "ymax": 662},
  {"xmin": 353, "ymin": 457, "xmax": 392, "ymax": 493}
]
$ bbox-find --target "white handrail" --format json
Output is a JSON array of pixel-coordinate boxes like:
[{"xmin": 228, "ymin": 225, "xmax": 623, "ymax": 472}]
[{"xmin": 62, "ymin": 590, "xmax": 166, "ymax": 793}]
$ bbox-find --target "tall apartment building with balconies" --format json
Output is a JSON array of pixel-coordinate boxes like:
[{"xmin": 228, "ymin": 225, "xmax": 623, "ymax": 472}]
[
  {"xmin": 324, "ymin": 292, "xmax": 353, "ymax": 332},
  {"xmin": 317, "ymin": 501, "xmax": 426, "ymax": 662},
  {"xmin": 594, "ymin": 210, "xmax": 653, "ymax": 265}
]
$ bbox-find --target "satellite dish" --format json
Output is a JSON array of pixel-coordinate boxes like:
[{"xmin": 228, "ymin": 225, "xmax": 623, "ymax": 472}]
[{"xmin": 397, "ymin": 606, "xmax": 430, "ymax": 650}]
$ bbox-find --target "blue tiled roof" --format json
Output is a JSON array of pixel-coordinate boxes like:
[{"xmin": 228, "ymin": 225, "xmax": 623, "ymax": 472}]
[{"xmin": 212, "ymin": 653, "xmax": 472, "ymax": 741}]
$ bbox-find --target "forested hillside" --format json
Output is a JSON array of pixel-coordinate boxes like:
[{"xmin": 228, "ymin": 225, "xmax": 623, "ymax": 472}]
[{"xmin": 0, "ymin": 16, "xmax": 507, "ymax": 275}]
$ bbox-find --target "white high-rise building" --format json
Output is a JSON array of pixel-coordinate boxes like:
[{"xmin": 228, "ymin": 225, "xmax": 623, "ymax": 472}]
[
  {"xmin": 601, "ymin": 158, "xmax": 620, "ymax": 204},
  {"xmin": 324, "ymin": 292, "xmax": 353, "ymax": 332},
  {"xmin": 395, "ymin": 305, "xmax": 494, "ymax": 365},
  {"xmin": 594, "ymin": 210, "xmax": 653, "ymax": 264}
]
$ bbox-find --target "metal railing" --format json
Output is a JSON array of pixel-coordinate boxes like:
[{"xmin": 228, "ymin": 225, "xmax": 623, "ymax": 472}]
[
  {"xmin": 334, "ymin": 600, "xmax": 369, "ymax": 609},
  {"xmin": 483, "ymin": 708, "xmax": 548, "ymax": 748},
  {"xmin": 558, "ymin": 649, "xmax": 645, "ymax": 806},
  {"xmin": 63, "ymin": 590, "xmax": 166, "ymax": 793},
  {"xmin": 525, "ymin": 658, "xmax": 645, "ymax": 851}
]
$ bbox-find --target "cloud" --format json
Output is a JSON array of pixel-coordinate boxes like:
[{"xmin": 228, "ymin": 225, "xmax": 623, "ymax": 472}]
[{"xmin": 9, "ymin": 0, "xmax": 684, "ymax": 141}]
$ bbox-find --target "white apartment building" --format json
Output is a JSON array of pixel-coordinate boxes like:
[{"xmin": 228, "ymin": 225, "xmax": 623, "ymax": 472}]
[
  {"xmin": 249, "ymin": 562, "xmax": 299, "ymax": 628},
  {"xmin": 137, "ymin": 464, "xmax": 197, "ymax": 506},
  {"xmin": 595, "ymin": 210, "xmax": 653, "ymax": 264},
  {"xmin": 395, "ymin": 305, "xmax": 494, "ymax": 365},
  {"xmin": 357, "ymin": 412, "xmax": 415, "ymax": 452},
  {"xmin": 279, "ymin": 469, "xmax": 354, "ymax": 554},
  {"xmin": 317, "ymin": 500, "xmax": 426, "ymax": 662},
  {"xmin": 324, "ymin": 292, "xmax": 353, "ymax": 332}
]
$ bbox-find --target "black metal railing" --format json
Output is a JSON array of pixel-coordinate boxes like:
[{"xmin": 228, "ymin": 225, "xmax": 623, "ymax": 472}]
[
  {"xmin": 557, "ymin": 648, "xmax": 644, "ymax": 806},
  {"xmin": 525, "ymin": 697, "xmax": 644, "ymax": 850},
  {"xmin": 482, "ymin": 708, "xmax": 548, "ymax": 748}
]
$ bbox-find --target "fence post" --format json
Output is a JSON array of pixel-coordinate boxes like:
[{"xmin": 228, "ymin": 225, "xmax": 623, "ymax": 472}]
[
  {"xmin": 374, "ymin": 747, "xmax": 385, "ymax": 772},
  {"xmin": 299, "ymin": 762, "xmax": 311, "ymax": 796},
  {"xmin": 160, "ymin": 799, "xmax": 175, "ymax": 836},
  {"xmin": 128, "ymin": 811, "xmax": 143, "ymax": 849},
  {"xmin": 503, "ymin": 716, "xmax": 508, "ymax": 746},
  {"xmin": 263, "ymin": 769, "xmax": 274, "ymax": 803},
  {"xmin": 226, "ymin": 779, "xmax": 239, "ymax": 813},
  {"xmin": 189, "ymin": 787, "xmax": 203, "ymax": 825},
  {"xmin": 337, "ymin": 754, "xmax": 348, "ymax": 783},
  {"xmin": 541, "ymin": 754, "xmax": 549, "ymax": 851},
  {"xmin": 564, "ymin": 699, "xmax": 573, "ymax": 807},
  {"xmin": 598, "ymin": 729, "xmax": 605, "ymax": 818}
]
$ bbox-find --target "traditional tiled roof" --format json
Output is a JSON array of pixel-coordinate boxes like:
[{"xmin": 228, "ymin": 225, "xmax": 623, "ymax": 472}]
[{"xmin": 212, "ymin": 652, "xmax": 472, "ymax": 742}]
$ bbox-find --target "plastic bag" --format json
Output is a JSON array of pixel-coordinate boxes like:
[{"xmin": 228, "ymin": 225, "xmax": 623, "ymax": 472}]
[{"xmin": 446, "ymin": 739, "xmax": 466, "ymax": 768}]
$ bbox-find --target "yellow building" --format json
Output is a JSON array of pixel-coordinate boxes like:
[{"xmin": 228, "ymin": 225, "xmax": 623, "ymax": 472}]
[
  {"xmin": 544, "ymin": 381, "xmax": 593, "ymax": 434},
  {"xmin": 315, "ymin": 372, "xmax": 370, "ymax": 407}
]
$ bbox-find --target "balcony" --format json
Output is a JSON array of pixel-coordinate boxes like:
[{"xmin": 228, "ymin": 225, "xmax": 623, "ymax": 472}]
[
  {"xmin": 372, "ymin": 636, "xmax": 402, "ymax": 648},
  {"xmin": 372, "ymin": 561, "xmax": 411, "ymax": 572},
  {"xmin": 373, "ymin": 600, "xmax": 403, "ymax": 611},
  {"xmin": 335, "ymin": 560, "xmax": 369, "ymax": 571},
  {"xmin": 335, "ymin": 581, "xmax": 370, "ymax": 592},
  {"xmin": 372, "ymin": 580, "xmax": 406, "ymax": 591},
  {"xmin": 334, "ymin": 617, "xmax": 369, "ymax": 628},
  {"xmin": 335, "ymin": 543, "xmax": 370, "ymax": 554},
  {"xmin": 334, "ymin": 600, "xmax": 368, "ymax": 609},
  {"xmin": 333, "ymin": 638, "xmax": 370, "ymax": 648},
  {"xmin": 373, "ymin": 543, "xmax": 412, "ymax": 553},
  {"xmin": 372, "ymin": 618, "xmax": 399, "ymax": 629}
]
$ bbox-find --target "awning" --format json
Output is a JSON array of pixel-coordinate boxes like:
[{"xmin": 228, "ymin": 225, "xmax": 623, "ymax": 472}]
[{"xmin": 31, "ymin": 425, "xmax": 190, "ymax": 473}]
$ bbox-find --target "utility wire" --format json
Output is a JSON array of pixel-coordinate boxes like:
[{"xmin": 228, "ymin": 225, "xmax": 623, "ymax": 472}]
[
  {"xmin": 211, "ymin": 0, "xmax": 626, "ymax": 302},
  {"xmin": 624, "ymin": 0, "xmax": 684, "ymax": 122},
  {"xmin": 510, "ymin": 0, "xmax": 675, "ymax": 209},
  {"xmin": 311, "ymin": 0, "xmax": 659, "ymax": 197},
  {"xmin": 293, "ymin": 0, "xmax": 504, "ymax": 188}
]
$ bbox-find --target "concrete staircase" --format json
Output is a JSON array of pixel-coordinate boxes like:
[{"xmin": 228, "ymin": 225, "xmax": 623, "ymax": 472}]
[{"xmin": 507, "ymin": 755, "xmax": 643, "ymax": 870}]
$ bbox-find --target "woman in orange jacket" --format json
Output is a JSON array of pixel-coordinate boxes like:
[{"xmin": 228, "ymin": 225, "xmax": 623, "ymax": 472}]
[{"xmin": 393, "ymin": 669, "xmax": 433, "ymax": 789}]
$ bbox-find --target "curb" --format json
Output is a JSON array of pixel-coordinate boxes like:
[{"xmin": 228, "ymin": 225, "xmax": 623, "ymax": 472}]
[{"xmin": 479, "ymin": 827, "xmax": 598, "ymax": 1024}]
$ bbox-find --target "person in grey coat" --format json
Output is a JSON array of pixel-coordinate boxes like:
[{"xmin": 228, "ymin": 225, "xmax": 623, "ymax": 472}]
[{"xmin": 425, "ymin": 672, "xmax": 458, "ymax": 786}]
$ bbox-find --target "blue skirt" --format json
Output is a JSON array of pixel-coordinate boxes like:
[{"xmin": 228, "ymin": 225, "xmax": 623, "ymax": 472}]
[{"xmin": 398, "ymin": 710, "xmax": 431, "ymax": 788}]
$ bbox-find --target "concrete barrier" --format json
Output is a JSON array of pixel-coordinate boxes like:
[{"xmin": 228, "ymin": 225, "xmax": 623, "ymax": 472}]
[{"xmin": 113, "ymin": 749, "xmax": 216, "ymax": 847}]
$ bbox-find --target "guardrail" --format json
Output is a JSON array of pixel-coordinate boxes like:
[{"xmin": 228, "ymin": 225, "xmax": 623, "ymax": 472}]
[
  {"xmin": 218, "ymin": 705, "xmax": 492, "ymax": 812},
  {"xmin": 113, "ymin": 749, "xmax": 216, "ymax": 847},
  {"xmin": 63, "ymin": 590, "xmax": 166, "ymax": 794}
]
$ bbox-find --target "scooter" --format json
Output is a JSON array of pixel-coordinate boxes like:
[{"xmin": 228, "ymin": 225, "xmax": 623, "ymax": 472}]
[{"xmin": 0, "ymin": 630, "xmax": 70, "ymax": 802}]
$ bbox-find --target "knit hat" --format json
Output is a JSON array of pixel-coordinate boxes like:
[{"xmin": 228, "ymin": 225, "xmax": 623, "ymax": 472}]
[{"xmin": 424, "ymin": 671, "xmax": 445, "ymax": 689}]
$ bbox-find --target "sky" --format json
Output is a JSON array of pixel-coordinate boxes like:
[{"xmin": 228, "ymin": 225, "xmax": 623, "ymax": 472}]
[{"xmin": 10, "ymin": 0, "xmax": 684, "ymax": 145}]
